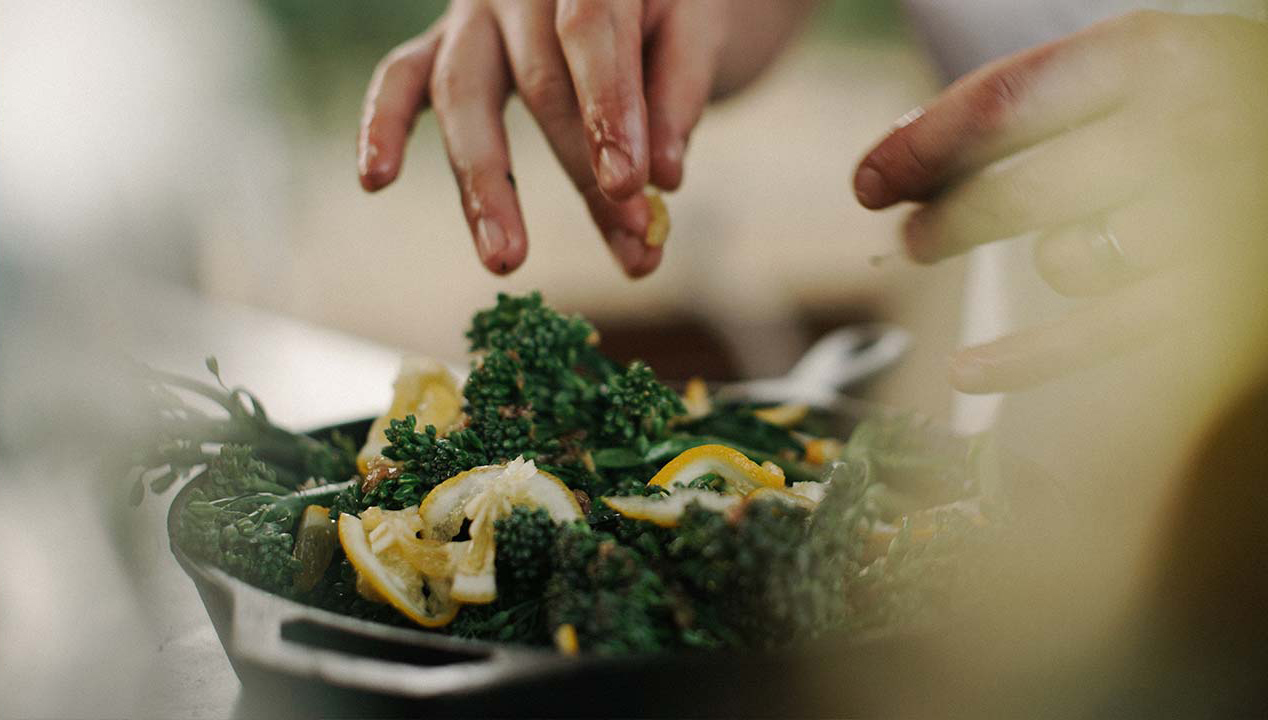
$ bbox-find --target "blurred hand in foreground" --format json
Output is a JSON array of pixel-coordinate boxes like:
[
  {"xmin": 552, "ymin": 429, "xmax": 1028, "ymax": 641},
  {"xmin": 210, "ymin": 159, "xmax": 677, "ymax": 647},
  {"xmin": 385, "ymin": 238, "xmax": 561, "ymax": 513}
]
[
  {"xmin": 855, "ymin": 11, "xmax": 1268, "ymax": 394},
  {"xmin": 357, "ymin": 0, "xmax": 811, "ymax": 277}
]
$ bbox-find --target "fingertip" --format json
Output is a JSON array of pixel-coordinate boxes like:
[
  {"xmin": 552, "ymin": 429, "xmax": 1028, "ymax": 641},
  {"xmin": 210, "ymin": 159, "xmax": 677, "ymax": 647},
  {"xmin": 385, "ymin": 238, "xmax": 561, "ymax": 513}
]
[
  {"xmin": 606, "ymin": 230, "xmax": 650, "ymax": 277},
  {"xmin": 497, "ymin": 237, "xmax": 529, "ymax": 275},
  {"xmin": 649, "ymin": 137, "xmax": 685, "ymax": 191},
  {"xmin": 475, "ymin": 217, "xmax": 528, "ymax": 275},
  {"xmin": 483, "ymin": 244, "xmax": 527, "ymax": 275},
  {"xmin": 853, "ymin": 163, "xmax": 892, "ymax": 210},
  {"xmin": 902, "ymin": 209, "xmax": 941, "ymax": 265},
  {"xmin": 627, "ymin": 245, "xmax": 663, "ymax": 279},
  {"xmin": 357, "ymin": 140, "xmax": 398, "ymax": 191},
  {"xmin": 359, "ymin": 167, "xmax": 396, "ymax": 192}
]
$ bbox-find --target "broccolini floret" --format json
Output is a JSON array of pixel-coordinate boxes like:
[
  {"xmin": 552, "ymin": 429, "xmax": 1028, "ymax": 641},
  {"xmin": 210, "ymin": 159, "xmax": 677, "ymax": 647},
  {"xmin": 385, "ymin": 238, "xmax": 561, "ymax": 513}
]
[
  {"xmin": 546, "ymin": 523, "xmax": 677, "ymax": 654},
  {"xmin": 446, "ymin": 506, "xmax": 566, "ymax": 645},
  {"xmin": 367, "ymin": 417, "xmax": 491, "ymax": 509},
  {"xmin": 494, "ymin": 506, "xmax": 561, "ymax": 604},
  {"xmin": 598, "ymin": 361, "xmax": 686, "ymax": 451}
]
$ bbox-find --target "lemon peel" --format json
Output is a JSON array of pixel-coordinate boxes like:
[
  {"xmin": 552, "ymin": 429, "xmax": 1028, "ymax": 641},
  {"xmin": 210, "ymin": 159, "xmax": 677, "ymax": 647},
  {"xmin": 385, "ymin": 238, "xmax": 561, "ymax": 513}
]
[
  {"xmin": 417, "ymin": 457, "xmax": 583, "ymax": 604},
  {"xmin": 602, "ymin": 490, "xmax": 742, "ymax": 527},
  {"xmin": 357, "ymin": 356, "xmax": 463, "ymax": 476},
  {"xmin": 647, "ymin": 444, "xmax": 785, "ymax": 495},
  {"xmin": 338, "ymin": 510, "xmax": 461, "ymax": 628}
]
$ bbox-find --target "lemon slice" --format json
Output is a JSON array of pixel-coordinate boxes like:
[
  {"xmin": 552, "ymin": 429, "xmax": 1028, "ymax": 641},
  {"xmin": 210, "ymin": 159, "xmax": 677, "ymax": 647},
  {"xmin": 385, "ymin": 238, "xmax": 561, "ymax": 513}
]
[
  {"xmin": 338, "ymin": 510, "xmax": 461, "ymax": 628},
  {"xmin": 752, "ymin": 403, "xmax": 809, "ymax": 428},
  {"xmin": 602, "ymin": 490, "xmax": 742, "ymax": 527},
  {"xmin": 647, "ymin": 444, "xmax": 785, "ymax": 495},
  {"xmin": 681, "ymin": 377, "xmax": 711, "ymax": 420},
  {"xmin": 418, "ymin": 457, "xmax": 583, "ymax": 604},
  {"xmin": 357, "ymin": 356, "xmax": 463, "ymax": 476},
  {"xmin": 803, "ymin": 438, "xmax": 843, "ymax": 466}
]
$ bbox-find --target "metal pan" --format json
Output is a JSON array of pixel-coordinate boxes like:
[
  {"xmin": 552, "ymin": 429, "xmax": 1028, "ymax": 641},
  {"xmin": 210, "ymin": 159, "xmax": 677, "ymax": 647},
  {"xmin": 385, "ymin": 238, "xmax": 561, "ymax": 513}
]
[{"xmin": 166, "ymin": 404, "xmax": 1058, "ymax": 718}]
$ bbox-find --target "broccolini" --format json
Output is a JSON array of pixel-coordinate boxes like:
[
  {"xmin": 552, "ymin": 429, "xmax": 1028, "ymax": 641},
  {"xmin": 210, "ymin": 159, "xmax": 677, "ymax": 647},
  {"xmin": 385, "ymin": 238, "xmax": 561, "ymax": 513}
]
[{"xmin": 139, "ymin": 292, "xmax": 999, "ymax": 657}]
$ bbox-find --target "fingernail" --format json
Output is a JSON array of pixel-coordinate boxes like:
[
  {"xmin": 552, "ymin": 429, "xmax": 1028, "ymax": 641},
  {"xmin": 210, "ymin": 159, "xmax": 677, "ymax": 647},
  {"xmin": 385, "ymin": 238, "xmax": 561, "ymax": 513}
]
[
  {"xmin": 607, "ymin": 230, "xmax": 647, "ymax": 276},
  {"xmin": 598, "ymin": 145, "xmax": 633, "ymax": 193},
  {"xmin": 477, "ymin": 218, "xmax": 508, "ymax": 264},
  {"xmin": 854, "ymin": 166, "xmax": 888, "ymax": 208},
  {"xmin": 663, "ymin": 137, "xmax": 684, "ymax": 166},
  {"xmin": 358, "ymin": 142, "xmax": 395, "ymax": 189}
]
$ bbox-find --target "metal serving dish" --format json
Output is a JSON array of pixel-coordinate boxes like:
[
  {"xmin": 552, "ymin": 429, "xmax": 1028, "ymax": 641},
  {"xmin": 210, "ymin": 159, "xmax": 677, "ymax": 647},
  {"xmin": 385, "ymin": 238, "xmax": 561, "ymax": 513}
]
[{"xmin": 167, "ymin": 402, "xmax": 1058, "ymax": 718}]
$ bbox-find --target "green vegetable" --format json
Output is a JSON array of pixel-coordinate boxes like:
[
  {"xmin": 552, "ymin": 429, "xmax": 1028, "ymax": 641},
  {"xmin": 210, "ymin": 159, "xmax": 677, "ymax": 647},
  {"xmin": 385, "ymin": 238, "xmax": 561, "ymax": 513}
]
[
  {"xmin": 371, "ymin": 419, "xmax": 492, "ymax": 508},
  {"xmin": 329, "ymin": 291, "xmax": 687, "ymax": 512},
  {"xmin": 136, "ymin": 358, "xmax": 356, "ymax": 494},
  {"xmin": 598, "ymin": 360, "xmax": 686, "ymax": 451},
  {"xmin": 545, "ymin": 523, "xmax": 678, "ymax": 655},
  {"xmin": 139, "ymin": 292, "xmax": 1002, "ymax": 656},
  {"xmin": 446, "ymin": 506, "xmax": 563, "ymax": 645},
  {"xmin": 494, "ymin": 506, "xmax": 560, "ymax": 604},
  {"xmin": 176, "ymin": 445, "xmax": 353, "ymax": 594}
]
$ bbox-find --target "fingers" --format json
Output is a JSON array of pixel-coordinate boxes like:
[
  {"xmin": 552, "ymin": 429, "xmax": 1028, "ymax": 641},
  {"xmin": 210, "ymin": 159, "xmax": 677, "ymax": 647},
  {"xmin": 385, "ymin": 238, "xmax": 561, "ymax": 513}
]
[
  {"xmin": 854, "ymin": 15, "xmax": 1143, "ymax": 210},
  {"xmin": 1032, "ymin": 192, "xmax": 1197, "ymax": 297},
  {"xmin": 430, "ymin": 9, "xmax": 527, "ymax": 274},
  {"xmin": 495, "ymin": 1, "xmax": 659, "ymax": 277},
  {"xmin": 901, "ymin": 112, "xmax": 1156, "ymax": 264},
  {"xmin": 949, "ymin": 268, "xmax": 1186, "ymax": 393},
  {"xmin": 644, "ymin": 0, "xmax": 726, "ymax": 190},
  {"xmin": 584, "ymin": 187, "xmax": 661, "ymax": 277},
  {"xmin": 359, "ymin": 24, "xmax": 446, "ymax": 191},
  {"xmin": 556, "ymin": 0, "xmax": 650, "ymax": 200},
  {"xmin": 1032, "ymin": 218, "xmax": 1135, "ymax": 297}
]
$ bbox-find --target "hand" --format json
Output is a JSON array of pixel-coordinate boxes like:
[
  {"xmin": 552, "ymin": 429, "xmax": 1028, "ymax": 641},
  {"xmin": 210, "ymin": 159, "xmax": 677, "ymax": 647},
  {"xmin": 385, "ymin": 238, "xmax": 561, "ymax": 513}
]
[
  {"xmin": 357, "ymin": 0, "xmax": 811, "ymax": 277},
  {"xmin": 854, "ymin": 11, "xmax": 1268, "ymax": 393}
]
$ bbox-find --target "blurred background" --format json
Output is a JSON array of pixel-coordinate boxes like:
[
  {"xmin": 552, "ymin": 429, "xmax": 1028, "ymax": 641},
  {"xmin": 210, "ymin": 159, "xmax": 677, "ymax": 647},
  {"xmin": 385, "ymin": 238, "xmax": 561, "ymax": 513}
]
[
  {"xmin": 1, "ymin": 0, "xmax": 960, "ymax": 411},
  {"xmin": 1, "ymin": 2, "xmax": 967, "ymax": 716}
]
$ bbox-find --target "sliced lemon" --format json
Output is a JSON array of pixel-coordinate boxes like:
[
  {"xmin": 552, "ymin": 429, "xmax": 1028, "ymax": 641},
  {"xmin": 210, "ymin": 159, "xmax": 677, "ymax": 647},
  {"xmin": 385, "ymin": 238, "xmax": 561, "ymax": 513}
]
[
  {"xmin": 418, "ymin": 457, "xmax": 583, "ymax": 604},
  {"xmin": 647, "ymin": 444, "xmax": 785, "ymax": 495},
  {"xmin": 761, "ymin": 461, "xmax": 785, "ymax": 483},
  {"xmin": 602, "ymin": 490, "xmax": 742, "ymax": 527},
  {"xmin": 681, "ymin": 376, "xmax": 711, "ymax": 420},
  {"xmin": 803, "ymin": 438, "xmax": 843, "ymax": 466},
  {"xmin": 357, "ymin": 356, "xmax": 463, "ymax": 476},
  {"xmin": 338, "ymin": 510, "xmax": 462, "ymax": 628},
  {"xmin": 753, "ymin": 403, "xmax": 809, "ymax": 428}
]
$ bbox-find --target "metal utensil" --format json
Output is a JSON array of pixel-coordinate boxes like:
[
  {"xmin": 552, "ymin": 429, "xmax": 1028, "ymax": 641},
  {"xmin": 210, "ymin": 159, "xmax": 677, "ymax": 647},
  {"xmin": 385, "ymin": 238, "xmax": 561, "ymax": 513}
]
[{"xmin": 713, "ymin": 323, "xmax": 911, "ymax": 407}]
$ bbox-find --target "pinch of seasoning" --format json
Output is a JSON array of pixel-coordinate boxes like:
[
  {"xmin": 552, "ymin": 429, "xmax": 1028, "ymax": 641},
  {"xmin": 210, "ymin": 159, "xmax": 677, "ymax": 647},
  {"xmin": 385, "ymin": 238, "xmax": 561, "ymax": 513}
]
[
  {"xmin": 554, "ymin": 624, "xmax": 580, "ymax": 656},
  {"xmin": 644, "ymin": 190, "xmax": 670, "ymax": 248}
]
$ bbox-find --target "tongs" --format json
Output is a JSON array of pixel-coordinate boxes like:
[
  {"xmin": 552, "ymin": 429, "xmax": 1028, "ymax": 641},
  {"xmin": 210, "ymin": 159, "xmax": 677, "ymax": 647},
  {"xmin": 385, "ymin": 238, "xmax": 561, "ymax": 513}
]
[{"xmin": 713, "ymin": 324, "xmax": 911, "ymax": 408}]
